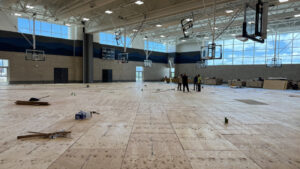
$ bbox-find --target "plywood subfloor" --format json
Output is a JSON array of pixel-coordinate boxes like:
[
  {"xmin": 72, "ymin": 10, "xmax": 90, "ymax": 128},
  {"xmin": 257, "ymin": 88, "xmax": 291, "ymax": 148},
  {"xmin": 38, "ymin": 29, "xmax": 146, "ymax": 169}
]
[{"xmin": 0, "ymin": 83, "xmax": 300, "ymax": 169}]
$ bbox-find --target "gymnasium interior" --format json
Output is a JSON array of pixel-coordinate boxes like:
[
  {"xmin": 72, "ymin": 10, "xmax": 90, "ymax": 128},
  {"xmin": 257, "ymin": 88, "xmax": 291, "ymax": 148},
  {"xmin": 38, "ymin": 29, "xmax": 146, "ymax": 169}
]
[{"xmin": 0, "ymin": 0, "xmax": 300, "ymax": 168}]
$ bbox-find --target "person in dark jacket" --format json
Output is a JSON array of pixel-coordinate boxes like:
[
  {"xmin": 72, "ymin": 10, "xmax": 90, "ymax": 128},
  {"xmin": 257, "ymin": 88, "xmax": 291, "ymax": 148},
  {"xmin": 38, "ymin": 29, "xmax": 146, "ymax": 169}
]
[
  {"xmin": 182, "ymin": 74, "xmax": 189, "ymax": 92},
  {"xmin": 197, "ymin": 74, "xmax": 202, "ymax": 92},
  {"xmin": 177, "ymin": 74, "xmax": 183, "ymax": 91},
  {"xmin": 194, "ymin": 75, "xmax": 198, "ymax": 91}
]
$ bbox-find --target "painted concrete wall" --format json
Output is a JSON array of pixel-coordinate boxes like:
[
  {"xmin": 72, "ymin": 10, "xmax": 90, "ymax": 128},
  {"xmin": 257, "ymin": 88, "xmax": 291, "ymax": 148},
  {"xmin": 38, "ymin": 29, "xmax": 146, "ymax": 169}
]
[
  {"xmin": 94, "ymin": 58, "xmax": 169, "ymax": 82},
  {"xmin": 0, "ymin": 12, "xmax": 18, "ymax": 32},
  {"xmin": 0, "ymin": 51, "xmax": 169, "ymax": 83},
  {"xmin": 0, "ymin": 51, "xmax": 83, "ymax": 83},
  {"xmin": 175, "ymin": 64, "xmax": 300, "ymax": 82},
  {"xmin": 176, "ymin": 40, "xmax": 205, "ymax": 52}
]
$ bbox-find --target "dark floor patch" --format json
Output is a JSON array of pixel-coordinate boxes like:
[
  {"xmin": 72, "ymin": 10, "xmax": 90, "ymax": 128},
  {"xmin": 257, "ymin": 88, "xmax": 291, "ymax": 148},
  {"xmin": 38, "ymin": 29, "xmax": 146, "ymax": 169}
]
[
  {"xmin": 289, "ymin": 95, "xmax": 300, "ymax": 98},
  {"xmin": 236, "ymin": 99, "xmax": 268, "ymax": 105}
]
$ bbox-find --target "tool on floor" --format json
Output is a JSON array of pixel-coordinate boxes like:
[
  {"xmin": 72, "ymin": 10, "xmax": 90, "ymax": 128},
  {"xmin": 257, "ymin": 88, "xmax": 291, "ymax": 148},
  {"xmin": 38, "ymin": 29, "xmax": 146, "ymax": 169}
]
[
  {"xmin": 29, "ymin": 95, "xmax": 50, "ymax": 102},
  {"xmin": 153, "ymin": 88, "xmax": 176, "ymax": 93},
  {"xmin": 91, "ymin": 111, "xmax": 100, "ymax": 115},
  {"xmin": 17, "ymin": 130, "xmax": 71, "ymax": 139},
  {"xmin": 75, "ymin": 111, "xmax": 93, "ymax": 120},
  {"xmin": 15, "ymin": 100, "xmax": 50, "ymax": 106},
  {"xmin": 225, "ymin": 117, "xmax": 229, "ymax": 124}
]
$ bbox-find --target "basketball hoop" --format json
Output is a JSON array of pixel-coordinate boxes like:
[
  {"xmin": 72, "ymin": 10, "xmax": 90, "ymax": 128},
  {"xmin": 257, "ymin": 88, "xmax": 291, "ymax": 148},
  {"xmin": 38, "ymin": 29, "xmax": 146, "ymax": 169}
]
[
  {"xmin": 235, "ymin": 35, "xmax": 248, "ymax": 42},
  {"xmin": 144, "ymin": 60, "xmax": 152, "ymax": 67},
  {"xmin": 201, "ymin": 43, "xmax": 222, "ymax": 60},
  {"xmin": 25, "ymin": 49, "xmax": 45, "ymax": 61},
  {"xmin": 117, "ymin": 53, "xmax": 128, "ymax": 64},
  {"xmin": 266, "ymin": 58, "xmax": 282, "ymax": 68}
]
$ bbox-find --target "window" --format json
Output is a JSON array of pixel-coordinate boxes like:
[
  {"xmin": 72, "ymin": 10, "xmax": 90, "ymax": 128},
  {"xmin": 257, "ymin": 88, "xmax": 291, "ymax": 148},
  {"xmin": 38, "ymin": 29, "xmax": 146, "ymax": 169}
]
[
  {"xmin": 170, "ymin": 68, "xmax": 175, "ymax": 78},
  {"xmin": 0, "ymin": 59, "xmax": 9, "ymax": 83},
  {"xmin": 18, "ymin": 18, "xmax": 69, "ymax": 39},
  {"xmin": 206, "ymin": 31, "xmax": 299, "ymax": 66},
  {"xmin": 144, "ymin": 41, "xmax": 166, "ymax": 53},
  {"xmin": 100, "ymin": 32, "xmax": 131, "ymax": 47},
  {"xmin": 167, "ymin": 44, "xmax": 176, "ymax": 53}
]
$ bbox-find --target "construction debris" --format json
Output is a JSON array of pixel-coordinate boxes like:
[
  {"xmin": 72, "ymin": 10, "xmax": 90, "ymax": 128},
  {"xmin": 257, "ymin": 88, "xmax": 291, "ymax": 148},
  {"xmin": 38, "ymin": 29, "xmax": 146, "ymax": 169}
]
[
  {"xmin": 75, "ymin": 111, "xmax": 97, "ymax": 120},
  {"xmin": 17, "ymin": 131, "xmax": 71, "ymax": 139},
  {"xmin": 15, "ymin": 100, "xmax": 50, "ymax": 106},
  {"xmin": 153, "ymin": 88, "xmax": 176, "ymax": 93},
  {"xmin": 225, "ymin": 117, "xmax": 229, "ymax": 124},
  {"xmin": 91, "ymin": 111, "xmax": 100, "ymax": 115},
  {"xmin": 29, "ymin": 95, "xmax": 49, "ymax": 102}
]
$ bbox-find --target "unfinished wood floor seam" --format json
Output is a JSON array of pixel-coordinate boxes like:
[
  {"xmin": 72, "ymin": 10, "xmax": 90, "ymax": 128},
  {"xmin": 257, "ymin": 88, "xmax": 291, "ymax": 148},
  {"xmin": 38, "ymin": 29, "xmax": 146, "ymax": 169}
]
[{"xmin": 0, "ymin": 83, "xmax": 299, "ymax": 169}]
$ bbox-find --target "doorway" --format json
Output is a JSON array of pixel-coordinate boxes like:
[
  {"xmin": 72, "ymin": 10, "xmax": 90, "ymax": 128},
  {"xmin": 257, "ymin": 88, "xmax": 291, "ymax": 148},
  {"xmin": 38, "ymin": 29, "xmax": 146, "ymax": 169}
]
[
  {"xmin": 0, "ymin": 59, "xmax": 9, "ymax": 83},
  {"xmin": 136, "ymin": 66, "xmax": 143, "ymax": 82},
  {"xmin": 54, "ymin": 68, "xmax": 68, "ymax": 83},
  {"xmin": 102, "ymin": 69, "xmax": 113, "ymax": 82}
]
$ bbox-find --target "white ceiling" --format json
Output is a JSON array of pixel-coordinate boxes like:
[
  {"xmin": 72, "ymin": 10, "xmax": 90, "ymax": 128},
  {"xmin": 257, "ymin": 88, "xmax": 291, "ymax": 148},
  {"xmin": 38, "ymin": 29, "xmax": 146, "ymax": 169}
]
[{"xmin": 1, "ymin": 0, "xmax": 300, "ymax": 44}]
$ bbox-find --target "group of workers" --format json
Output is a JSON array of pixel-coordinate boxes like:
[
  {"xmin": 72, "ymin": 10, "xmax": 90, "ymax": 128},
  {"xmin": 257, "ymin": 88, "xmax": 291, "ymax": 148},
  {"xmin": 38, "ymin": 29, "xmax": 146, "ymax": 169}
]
[{"xmin": 177, "ymin": 74, "xmax": 202, "ymax": 92}]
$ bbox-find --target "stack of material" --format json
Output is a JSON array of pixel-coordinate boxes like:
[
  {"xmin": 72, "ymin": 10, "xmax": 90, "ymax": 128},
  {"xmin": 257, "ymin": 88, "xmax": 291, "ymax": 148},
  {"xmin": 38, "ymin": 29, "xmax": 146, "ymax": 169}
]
[
  {"xmin": 263, "ymin": 79, "xmax": 288, "ymax": 90},
  {"xmin": 228, "ymin": 80, "xmax": 246, "ymax": 87},
  {"xmin": 246, "ymin": 80, "xmax": 264, "ymax": 88},
  {"xmin": 204, "ymin": 77, "xmax": 223, "ymax": 85},
  {"xmin": 172, "ymin": 78, "xmax": 179, "ymax": 83}
]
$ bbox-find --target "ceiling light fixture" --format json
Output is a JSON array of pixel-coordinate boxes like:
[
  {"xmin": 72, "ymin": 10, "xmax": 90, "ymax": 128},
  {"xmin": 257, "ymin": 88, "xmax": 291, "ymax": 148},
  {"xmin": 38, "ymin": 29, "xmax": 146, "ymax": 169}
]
[
  {"xmin": 225, "ymin": 10, "xmax": 233, "ymax": 14},
  {"xmin": 26, "ymin": 5, "xmax": 34, "ymax": 9},
  {"xmin": 156, "ymin": 24, "xmax": 162, "ymax": 27},
  {"xmin": 135, "ymin": 0, "xmax": 144, "ymax": 5},
  {"xmin": 279, "ymin": 0, "xmax": 289, "ymax": 2},
  {"xmin": 14, "ymin": 13, "xmax": 21, "ymax": 16},
  {"xmin": 105, "ymin": 10, "xmax": 113, "ymax": 14},
  {"xmin": 83, "ymin": 18, "xmax": 90, "ymax": 21},
  {"xmin": 295, "ymin": 14, "xmax": 300, "ymax": 17}
]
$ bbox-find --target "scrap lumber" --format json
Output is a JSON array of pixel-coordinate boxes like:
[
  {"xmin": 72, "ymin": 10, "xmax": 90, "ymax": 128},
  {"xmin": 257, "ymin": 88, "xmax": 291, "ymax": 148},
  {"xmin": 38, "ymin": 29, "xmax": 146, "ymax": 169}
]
[
  {"xmin": 15, "ymin": 100, "xmax": 50, "ymax": 106},
  {"xmin": 17, "ymin": 131, "xmax": 71, "ymax": 139}
]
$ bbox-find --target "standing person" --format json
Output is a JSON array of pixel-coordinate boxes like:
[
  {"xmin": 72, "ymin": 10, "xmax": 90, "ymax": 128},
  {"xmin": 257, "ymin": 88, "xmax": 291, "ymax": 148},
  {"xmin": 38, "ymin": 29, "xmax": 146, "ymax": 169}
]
[
  {"xmin": 182, "ymin": 74, "xmax": 189, "ymax": 92},
  {"xmin": 193, "ymin": 75, "xmax": 198, "ymax": 91},
  {"xmin": 177, "ymin": 74, "xmax": 182, "ymax": 91},
  {"xmin": 197, "ymin": 74, "xmax": 202, "ymax": 92}
]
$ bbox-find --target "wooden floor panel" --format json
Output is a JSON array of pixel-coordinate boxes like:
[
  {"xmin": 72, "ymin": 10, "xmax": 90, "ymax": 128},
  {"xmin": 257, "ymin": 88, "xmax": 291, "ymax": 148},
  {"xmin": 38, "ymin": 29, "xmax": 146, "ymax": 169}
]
[{"xmin": 0, "ymin": 83, "xmax": 300, "ymax": 169}]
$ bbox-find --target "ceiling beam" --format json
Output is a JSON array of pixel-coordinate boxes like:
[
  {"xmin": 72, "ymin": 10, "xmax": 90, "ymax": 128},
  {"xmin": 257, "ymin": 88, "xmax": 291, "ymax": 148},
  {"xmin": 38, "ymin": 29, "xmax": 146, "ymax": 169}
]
[{"xmin": 85, "ymin": 0, "xmax": 235, "ymax": 33}]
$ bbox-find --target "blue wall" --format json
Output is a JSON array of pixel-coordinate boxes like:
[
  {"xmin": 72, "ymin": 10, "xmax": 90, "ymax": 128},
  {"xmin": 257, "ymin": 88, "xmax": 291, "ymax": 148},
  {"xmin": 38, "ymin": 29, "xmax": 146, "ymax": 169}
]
[
  {"xmin": 175, "ymin": 51, "xmax": 201, "ymax": 64},
  {"xmin": 93, "ymin": 43, "xmax": 169, "ymax": 63},
  {"xmin": 0, "ymin": 30, "xmax": 171, "ymax": 64},
  {"xmin": 0, "ymin": 30, "xmax": 83, "ymax": 56}
]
